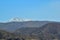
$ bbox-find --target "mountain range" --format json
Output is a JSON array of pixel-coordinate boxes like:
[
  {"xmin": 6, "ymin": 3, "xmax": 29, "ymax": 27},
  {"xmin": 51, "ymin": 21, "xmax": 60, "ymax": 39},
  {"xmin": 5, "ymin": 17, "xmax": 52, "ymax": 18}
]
[
  {"xmin": 0, "ymin": 21, "xmax": 60, "ymax": 40},
  {"xmin": 0, "ymin": 21, "xmax": 49, "ymax": 32}
]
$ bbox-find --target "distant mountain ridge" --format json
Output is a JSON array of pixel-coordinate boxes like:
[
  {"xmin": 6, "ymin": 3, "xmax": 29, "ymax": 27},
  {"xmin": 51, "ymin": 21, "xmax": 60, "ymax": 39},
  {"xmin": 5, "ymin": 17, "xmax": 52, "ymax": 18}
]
[{"xmin": 0, "ymin": 21, "xmax": 49, "ymax": 32}]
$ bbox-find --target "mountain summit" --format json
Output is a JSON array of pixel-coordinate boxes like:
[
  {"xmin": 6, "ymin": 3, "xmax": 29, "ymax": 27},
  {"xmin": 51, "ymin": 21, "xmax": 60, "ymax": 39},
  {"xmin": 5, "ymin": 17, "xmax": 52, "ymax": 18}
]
[
  {"xmin": 9, "ymin": 17, "xmax": 23, "ymax": 22},
  {"xmin": 8, "ymin": 17, "xmax": 32, "ymax": 22}
]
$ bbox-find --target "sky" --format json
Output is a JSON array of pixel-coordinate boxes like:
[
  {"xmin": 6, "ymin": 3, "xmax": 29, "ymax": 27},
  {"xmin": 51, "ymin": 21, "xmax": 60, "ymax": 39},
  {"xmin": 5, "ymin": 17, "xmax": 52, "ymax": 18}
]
[{"xmin": 0, "ymin": 0, "xmax": 60, "ymax": 22}]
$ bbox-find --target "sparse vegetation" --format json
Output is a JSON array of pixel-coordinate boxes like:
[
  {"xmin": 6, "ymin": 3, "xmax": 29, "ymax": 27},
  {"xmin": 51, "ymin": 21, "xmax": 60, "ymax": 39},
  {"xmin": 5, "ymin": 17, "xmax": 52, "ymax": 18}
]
[{"xmin": 0, "ymin": 21, "xmax": 60, "ymax": 40}]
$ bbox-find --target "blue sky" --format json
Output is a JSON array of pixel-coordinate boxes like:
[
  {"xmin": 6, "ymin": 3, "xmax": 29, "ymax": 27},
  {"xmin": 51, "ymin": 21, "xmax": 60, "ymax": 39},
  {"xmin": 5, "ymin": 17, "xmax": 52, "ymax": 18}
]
[{"xmin": 0, "ymin": 0, "xmax": 60, "ymax": 21}]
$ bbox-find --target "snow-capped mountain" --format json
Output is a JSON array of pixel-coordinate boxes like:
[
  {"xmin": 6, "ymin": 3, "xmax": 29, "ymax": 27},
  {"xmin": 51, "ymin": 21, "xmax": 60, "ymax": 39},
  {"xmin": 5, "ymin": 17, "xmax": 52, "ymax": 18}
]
[
  {"xmin": 9, "ymin": 17, "xmax": 23, "ymax": 22},
  {"xmin": 0, "ymin": 17, "xmax": 33, "ymax": 23},
  {"xmin": 8, "ymin": 17, "xmax": 32, "ymax": 22}
]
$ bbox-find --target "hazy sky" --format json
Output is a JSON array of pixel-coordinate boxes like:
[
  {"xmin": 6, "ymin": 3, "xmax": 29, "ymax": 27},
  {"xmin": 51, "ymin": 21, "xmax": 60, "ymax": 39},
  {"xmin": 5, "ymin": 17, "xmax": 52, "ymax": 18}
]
[{"xmin": 0, "ymin": 0, "xmax": 60, "ymax": 21}]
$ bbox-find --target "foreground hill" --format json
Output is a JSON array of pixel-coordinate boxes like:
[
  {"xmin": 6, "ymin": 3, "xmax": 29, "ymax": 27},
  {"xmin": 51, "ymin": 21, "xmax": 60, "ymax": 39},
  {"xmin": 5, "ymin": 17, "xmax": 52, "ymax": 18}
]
[{"xmin": 0, "ymin": 30, "xmax": 16, "ymax": 40}]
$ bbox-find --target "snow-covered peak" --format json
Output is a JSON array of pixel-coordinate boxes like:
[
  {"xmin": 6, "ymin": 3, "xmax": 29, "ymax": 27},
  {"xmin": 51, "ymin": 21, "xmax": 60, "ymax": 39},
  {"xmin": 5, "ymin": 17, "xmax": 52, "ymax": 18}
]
[
  {"xmin": 9, "ymin": 17, "xmax": 23, "ymax": 22},
  {"xmin": 9, "ymin": 17, "xmax": 32, "ymax": 22},
  {"xmin": 0, "ymin": 17, "xmax": 33, "ymax": 23}
]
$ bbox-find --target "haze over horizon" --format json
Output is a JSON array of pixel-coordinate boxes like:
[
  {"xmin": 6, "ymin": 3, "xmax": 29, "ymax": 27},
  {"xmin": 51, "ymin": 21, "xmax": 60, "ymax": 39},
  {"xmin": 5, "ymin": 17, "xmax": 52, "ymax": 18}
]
[{"xmin": 0, "ymin": 0, "xmax": 60, "ymax": 22}]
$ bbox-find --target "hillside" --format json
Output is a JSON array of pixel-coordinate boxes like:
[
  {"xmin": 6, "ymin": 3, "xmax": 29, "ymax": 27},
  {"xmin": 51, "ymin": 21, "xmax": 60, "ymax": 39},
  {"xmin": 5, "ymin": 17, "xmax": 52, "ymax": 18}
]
[
  {"xmin": 0, "ymin": 21, "xmax": 60, "ymax": 40},
  {"xmin": 0, "ymin": 30, "xmax": 16, "ymax": 40},
  {"xmin": 0, "ymin": 21, "xmax": 49, "ymax": 32},
  {"xmin": 15, "ymin": 22, "xmax": 60, "ymax": 40}
]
